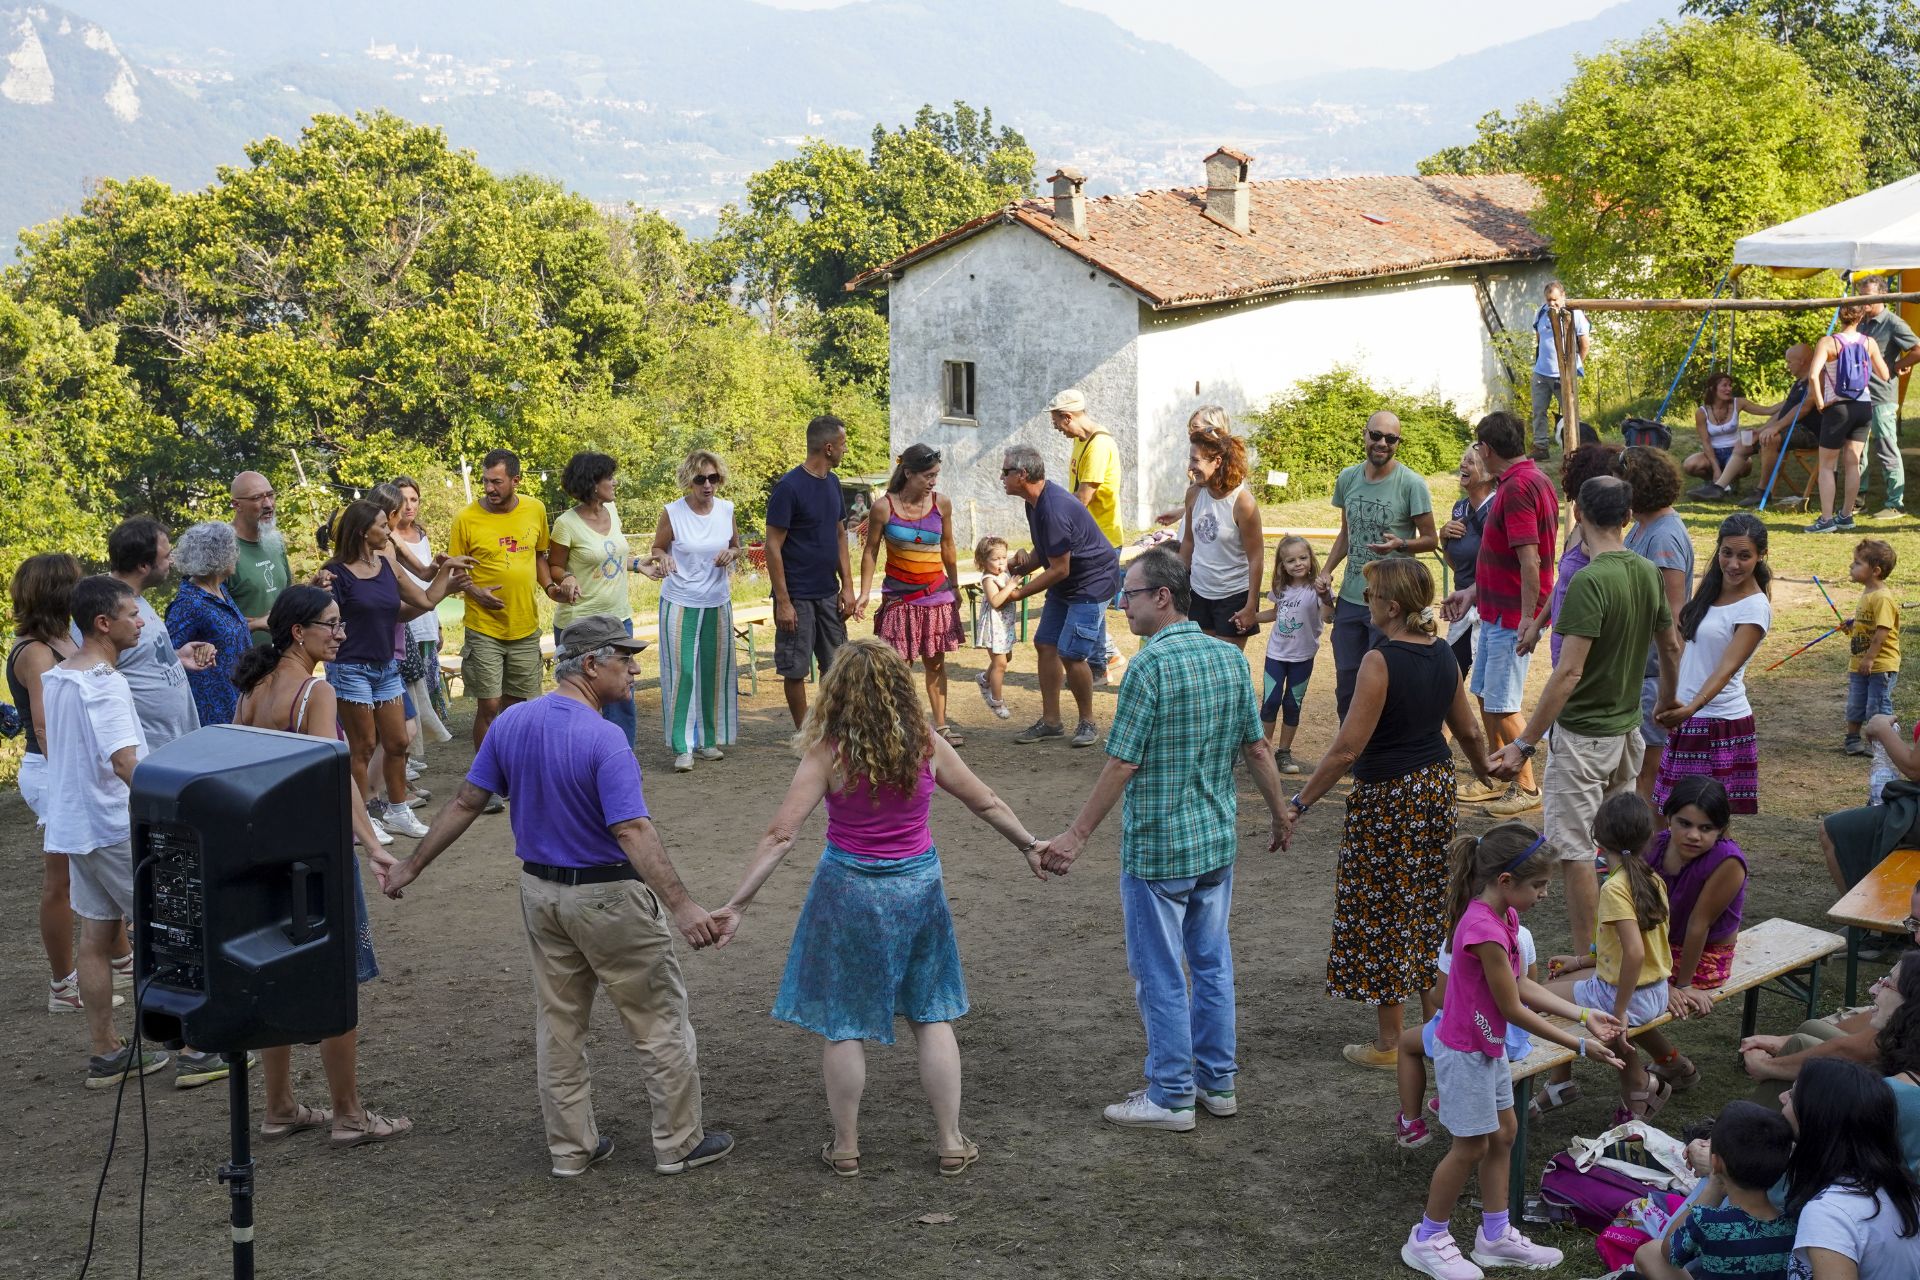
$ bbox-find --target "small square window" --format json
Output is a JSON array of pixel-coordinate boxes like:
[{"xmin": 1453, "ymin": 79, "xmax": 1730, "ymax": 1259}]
[{"xmin": 942, "ymin": 360, "xmax": 976, "ymax": 421}]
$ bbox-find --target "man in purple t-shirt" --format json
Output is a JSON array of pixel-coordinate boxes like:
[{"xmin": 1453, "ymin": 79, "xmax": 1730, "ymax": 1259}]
[{"xmin": 386, "ymin": 615, "xmax": 734, "ymax": 1179}]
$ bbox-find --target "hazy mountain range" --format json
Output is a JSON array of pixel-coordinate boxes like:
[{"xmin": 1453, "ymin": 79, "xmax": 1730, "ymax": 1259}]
[{"xmin": 1, "ymin": 0, "xmax": 1675, "ymax": 251}]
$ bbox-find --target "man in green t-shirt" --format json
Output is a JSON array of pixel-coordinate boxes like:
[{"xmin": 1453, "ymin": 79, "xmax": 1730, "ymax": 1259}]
[
  {"xmin": 227, "ymin": 470, "xmax": 295, "ymax": 647},
  {"xmin": 1318, "ymin": 412, "xmax": 1438, "ymax": 719},
  {"xmin": 1490, "ymin": 474, "xmax": 1679, "ymax": 957}
]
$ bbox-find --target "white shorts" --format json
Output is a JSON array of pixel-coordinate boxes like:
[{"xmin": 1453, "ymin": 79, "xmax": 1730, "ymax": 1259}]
[
  {"xmin": 18, "ymin": 752, "xmax": 46, "ymax": 825},
  {"xmin": 68, "ymin": 839, "xmax": 136, "ymax": 922},
  {"xmin": 1574, "ymin": 974, "xmax": 1670, "ymax": 1028}
]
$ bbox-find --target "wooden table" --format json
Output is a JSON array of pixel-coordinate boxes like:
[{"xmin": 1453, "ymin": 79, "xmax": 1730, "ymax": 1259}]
[{"xmin": 1828, "ymin": 846, "xmax": 1920, "ymax": 1004}]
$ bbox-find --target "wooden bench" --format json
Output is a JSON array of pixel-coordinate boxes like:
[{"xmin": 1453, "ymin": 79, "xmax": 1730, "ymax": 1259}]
[
  {"xmin": 1828, "ymin": 846, "xmax": 1920, "ymax": 1004},
  {"xmin": 1498, "ymin": 917, "xmax": 1844, "ymax": 1219}
]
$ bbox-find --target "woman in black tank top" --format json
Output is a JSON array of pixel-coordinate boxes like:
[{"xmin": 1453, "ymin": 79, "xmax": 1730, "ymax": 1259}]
[{"xmin": 1280, "ymin": 557, "xmax": 1498, "ymax": 1067}]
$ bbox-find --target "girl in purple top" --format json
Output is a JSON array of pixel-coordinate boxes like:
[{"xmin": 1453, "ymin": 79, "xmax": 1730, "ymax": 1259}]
[
  {"xmin": 1404, "ymin": 822, "xmax": 1622, "ymax": 1278},
  {"xmin": 1639, "ymin": 776, "xmax": 1748, "ymax": 1094},
  {"xmin": 717, "ymin": 638, "xmax": 1046, "ymax": 1179}
]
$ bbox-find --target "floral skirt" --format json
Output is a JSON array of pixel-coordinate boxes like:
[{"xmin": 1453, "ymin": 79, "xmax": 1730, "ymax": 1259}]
[
  {"xmin": 1671, "ymin": 937, "xmax": 1737, "ymax": 991},
  {"xmin": 1652, "ymin": 713, "xmax": 1758, "ymax": 814},
  {"xmin": 772, "ymin": 844, "xmax": 968, "ymax": 1044},
  {"xmin": 877, "ymin": 598, "xmax": 963, "ymax": 661},
  {"xmin": 1326, "ymin": 760, "xmax": 1455, "ymax": 1006}
]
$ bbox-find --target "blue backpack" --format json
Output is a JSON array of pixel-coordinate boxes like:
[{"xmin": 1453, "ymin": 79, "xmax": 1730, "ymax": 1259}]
[{"xmin": 1834, "ymin": 332, "xmax": 1873, "ymax": 400}]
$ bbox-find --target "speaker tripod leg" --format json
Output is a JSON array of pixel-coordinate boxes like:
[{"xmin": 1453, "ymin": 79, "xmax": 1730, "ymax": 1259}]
[{"xmin": 218, "ymin": 1052, "xmax": 256, "ymax": 1280}]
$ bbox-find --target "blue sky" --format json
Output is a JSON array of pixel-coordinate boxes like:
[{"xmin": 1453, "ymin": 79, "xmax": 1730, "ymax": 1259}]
[{"xmin": 758, "ymin": 0, "xmax": 1662, "ymax": 80}]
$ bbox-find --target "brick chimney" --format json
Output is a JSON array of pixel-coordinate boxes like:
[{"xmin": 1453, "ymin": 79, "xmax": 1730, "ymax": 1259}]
[
  {"xmin": 1048, "ymin": 167, "xmax": 1087, "ymax": 240},
  {"xmin": 1203, "ymin": 147, "xmax": 1253, "ymax": 236}
]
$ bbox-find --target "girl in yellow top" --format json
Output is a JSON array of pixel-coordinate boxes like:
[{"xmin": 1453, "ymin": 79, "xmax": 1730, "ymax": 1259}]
[{"xmin": 1544, "ymin": 792, "xmax": 1686, "ymax": 1124}]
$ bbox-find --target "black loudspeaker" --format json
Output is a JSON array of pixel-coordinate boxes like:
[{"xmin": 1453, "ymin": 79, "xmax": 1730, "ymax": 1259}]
[{"xmin": 132, "ymin": 724, "xmax": 358, "ymax": 1052}]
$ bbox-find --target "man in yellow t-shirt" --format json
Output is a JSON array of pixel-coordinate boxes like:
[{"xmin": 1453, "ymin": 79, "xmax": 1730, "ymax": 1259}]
[
  {"xmin": 1049, "ymin": 388, "xmax": 1126, "ymax": 680},
  {"xmin": 449, "ymin": 449, "xmax": 551, "ymax": 771}
]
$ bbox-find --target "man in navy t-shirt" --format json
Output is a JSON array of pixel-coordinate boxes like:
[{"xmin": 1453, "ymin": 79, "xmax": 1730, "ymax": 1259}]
[
  {"xmin": 765, "ymin": 415, "xmax": 855, "ymax": 727},
  {"xmin": 1001, "ymin": 443, "xmax": 1119, "ymax": 747},
  {"xmin": 386, "ymin": 615, "xmax": 734, "ymax": 1179}
]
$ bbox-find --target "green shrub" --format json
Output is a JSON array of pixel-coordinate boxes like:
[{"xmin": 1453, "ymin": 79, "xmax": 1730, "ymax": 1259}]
[{"xmin": 1243, "ymin": 367, "xmax": 1474, "ymax": 502}]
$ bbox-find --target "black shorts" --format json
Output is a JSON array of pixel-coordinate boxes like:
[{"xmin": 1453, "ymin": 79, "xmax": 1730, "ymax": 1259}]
[
  {"xmin": 1189, "ymin": 591, "xmax": 1258, "ymax": 639},
  {"xmin": 1818, "ymin": 399, "xmax": 1873, "ymax": 450},
  {"xmin": 773, "ymin": 595, "xmax": 847, "ymax": 679}
]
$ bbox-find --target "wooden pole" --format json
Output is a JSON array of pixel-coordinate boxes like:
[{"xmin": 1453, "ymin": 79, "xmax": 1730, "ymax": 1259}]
[
  {"xmin": 1549, "ymin": 305, "xmax": 1579, "ymax": 446},
  {"xmin": 1564, "ymin": 290, "xmax": 1920, "ymax": 313}
]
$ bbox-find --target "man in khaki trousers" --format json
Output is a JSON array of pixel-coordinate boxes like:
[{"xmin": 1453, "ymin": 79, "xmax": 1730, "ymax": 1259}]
[{"xmin": 388, "ymin": 615, "xmax": 734, "ymax": 1177}]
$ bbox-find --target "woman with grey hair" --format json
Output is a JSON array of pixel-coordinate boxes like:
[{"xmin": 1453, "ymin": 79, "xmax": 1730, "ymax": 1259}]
[{"xmin": 166, "ymin": 520, "xmax": 253, "ymax": 725}]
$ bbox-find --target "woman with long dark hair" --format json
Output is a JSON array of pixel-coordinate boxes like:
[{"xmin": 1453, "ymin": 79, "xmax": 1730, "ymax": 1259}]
[
  {"xmin": 1781, "ymin": 1058, "xmax": 1920, "ymax": 1277},
  {"xmin": 1652, "ymin": 514, "xmax": 1771, "ymax": 813},
  {"xmin": 1682, "ymin": 372, "xmax": 1766, "ymax": 489},
  {"xmin": 1872, "ymin": 955, "xmax": 1920, "ymax": 1173},
  {"xmin": 856, "ymin": 443, "xmax": 965, "ymax": 743},
  {"xmin": 322, "ymin": 500, "xmax": 468, "ymax": 841},
  {"xmin": 232, "ymin": 585, "xmax": 411, "ymax": 1146},
  {"xmin": 1177, "ymin": 406, "xmax": 1265, "ymax": 651}
]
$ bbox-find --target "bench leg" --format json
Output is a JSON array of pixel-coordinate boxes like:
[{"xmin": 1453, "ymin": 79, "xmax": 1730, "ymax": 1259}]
[
  {"xmin": 1509, "ymin": 1077, "xmax": 1533, "ymax": 1222},
  {"xmin": 1845, "ymin": 928, "xmax": 1860, "ymax": 1008},
  {"xmin": 1805, "ymin": 957, "xmax": 1824, "ymax": 1023},
  {"xmin": 1741, "ymin": 988, "xmax": 1761, "ymax": 1042}
]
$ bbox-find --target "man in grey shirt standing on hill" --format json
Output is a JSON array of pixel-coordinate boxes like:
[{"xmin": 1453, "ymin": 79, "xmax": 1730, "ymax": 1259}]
[
  {"xmin": 99, "ymin": 517, "xmax": 214, "ymax": 749},
  {"xmin": 1856, "ymin": 277, "xmax": 1920, "ymax": 519}
]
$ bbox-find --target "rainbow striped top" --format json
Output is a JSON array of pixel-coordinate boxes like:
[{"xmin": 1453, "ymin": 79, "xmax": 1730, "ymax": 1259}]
[{"xmin": 881, "ymin": 500, "xmax": 954, "ymax": 606}]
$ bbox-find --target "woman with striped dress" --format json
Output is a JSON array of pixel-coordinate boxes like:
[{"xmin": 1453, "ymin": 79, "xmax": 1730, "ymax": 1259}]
[
  {"xmin": 641, "ymin": 450, "xmax": 740, "ymax": 773},
  {"xmin": 857, "ymin": 444, "xmax": 965, "ymax": 744}
]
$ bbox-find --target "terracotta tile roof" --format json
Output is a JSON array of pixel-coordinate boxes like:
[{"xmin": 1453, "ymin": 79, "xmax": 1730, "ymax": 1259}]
[{"xmin": 848, "ymin": 174, "xmax": 1548, "ymax": 310}]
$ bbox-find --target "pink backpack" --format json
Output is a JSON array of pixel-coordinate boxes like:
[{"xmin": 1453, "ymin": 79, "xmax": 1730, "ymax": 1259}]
[{"xmin": 1537, "ymin": 1152, "xmax": 1665, "ymax": 1229}]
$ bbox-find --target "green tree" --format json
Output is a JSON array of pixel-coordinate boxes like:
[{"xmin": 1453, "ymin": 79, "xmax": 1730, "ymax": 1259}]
[
  {"xmin": 1684, "ymin": 0, "xmax": 1920, "ymax": 184},
  {"xmin": 718, "ymin": 102, "xmax": 1035, "ymax": 389},
  {"xmin": 1417, "ymin": 109, "xmax": 1535, "ymax": 176}
]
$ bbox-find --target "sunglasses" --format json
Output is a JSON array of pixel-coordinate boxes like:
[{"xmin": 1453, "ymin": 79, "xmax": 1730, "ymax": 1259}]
[
  {"xmin": 1000, "ymin": 466, "xmax": 1024, "ymax": 475},
  {"xmin": 693, "ymin": 474, "xmax": 721, "ymax": 486},
  {"xmin": 1367, "ymin": 430, "xmax": 1402, "ymax": 445}
]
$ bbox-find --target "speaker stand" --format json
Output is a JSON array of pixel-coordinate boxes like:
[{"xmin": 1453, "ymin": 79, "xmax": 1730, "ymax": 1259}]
[{"xmin": 216, "ymin": 1052, "xmax": 256, "ymax": 1280}]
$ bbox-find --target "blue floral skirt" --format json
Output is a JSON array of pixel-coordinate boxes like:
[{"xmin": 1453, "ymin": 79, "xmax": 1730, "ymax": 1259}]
[{"xmin": 772, "ymin": 843, "xmax": 968, "ymax": 1043}]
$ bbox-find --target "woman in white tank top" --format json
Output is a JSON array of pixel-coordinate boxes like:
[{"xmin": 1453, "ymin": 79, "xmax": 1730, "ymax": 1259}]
[
  {"xmin": 1682, "ymin": 372, "xmax": 1767, "ymax": 489},
  {"xmin": 640, "ymin": 448, "xmax": 741, "ymax": 773},
  {"xmin": 1177, "ymin": 406, "xmax": 1266, "ymax": 652}
]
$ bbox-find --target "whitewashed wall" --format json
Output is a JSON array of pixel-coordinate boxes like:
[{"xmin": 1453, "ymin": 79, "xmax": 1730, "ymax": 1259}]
[{"xmin": 886, "ymin": 223, "xmax": 1140, "ymax": 547}]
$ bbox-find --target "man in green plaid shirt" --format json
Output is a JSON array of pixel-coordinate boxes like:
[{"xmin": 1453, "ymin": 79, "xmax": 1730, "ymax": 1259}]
[{"xmin": 1044, "ymin": 549, "xmax": 1286, "ymax": 1131}]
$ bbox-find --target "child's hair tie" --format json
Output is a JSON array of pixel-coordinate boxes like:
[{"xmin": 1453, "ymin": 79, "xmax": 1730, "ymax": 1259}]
[{"xmin": 1501, "ymin": 834, "xmax": 1549, "ymax": 875}]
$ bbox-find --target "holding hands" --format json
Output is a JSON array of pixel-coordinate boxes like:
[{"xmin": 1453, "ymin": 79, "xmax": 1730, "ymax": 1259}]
[{"xmin": 1668, "ymin": 984, "xmax": 1713, "ymax": 1019}]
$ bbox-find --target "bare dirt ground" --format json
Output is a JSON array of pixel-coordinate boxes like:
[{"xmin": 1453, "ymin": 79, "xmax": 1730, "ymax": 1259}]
[{"xmin": 0, "ymin": 575, "xmax": 1895, "ymax": 1279}]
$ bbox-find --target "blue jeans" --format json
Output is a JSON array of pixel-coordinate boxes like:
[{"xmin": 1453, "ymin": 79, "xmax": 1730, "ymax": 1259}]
[
  {"xmin": 556, "ymin": 620, "xmax": 638, "ymax": 747},
  {"xmin": 1847, "ymin": 670, "xmax": 1897, "ymax": 725},
  {"xmin": 1331, "ymin": 598, "xmax": 1380, "ymax": 720},
  {"xmin": 1121, "ymin": 864, "xmax": 1238, "ymax": 1108}
]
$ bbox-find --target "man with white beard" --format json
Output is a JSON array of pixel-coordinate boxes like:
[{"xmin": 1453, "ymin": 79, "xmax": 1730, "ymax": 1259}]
[{"xmin": 228, "ymin": 470, "xmax": 294, "ymax": 646}]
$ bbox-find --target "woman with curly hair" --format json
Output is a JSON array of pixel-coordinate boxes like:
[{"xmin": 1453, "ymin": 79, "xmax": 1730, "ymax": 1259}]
[
  {"xmin": 715, "ymin": 636, "xmax": 1047, "ymax": 1178},
  {"xmin": 855, "ymin": 443, "xmax": 965, "ymax": 742},
  {"xmin": 1177, "ymin": 405, "xmax": 1265, "ymax": 651},
  {"xmin": 1873, "ymin": 953, "xmax": 1920, "ymax": 1174}
]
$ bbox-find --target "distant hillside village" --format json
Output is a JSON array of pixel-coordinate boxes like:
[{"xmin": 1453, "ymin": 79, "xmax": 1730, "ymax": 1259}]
[{"xmin": 854, "ymin": 147, "xmax": 1554, "ymax": 528}]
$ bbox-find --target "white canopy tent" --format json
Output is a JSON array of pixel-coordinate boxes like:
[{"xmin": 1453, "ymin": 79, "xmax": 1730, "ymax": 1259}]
[{"xmin": 1733, "ymin": 173, "xmax": 1920, "ymax": 271}]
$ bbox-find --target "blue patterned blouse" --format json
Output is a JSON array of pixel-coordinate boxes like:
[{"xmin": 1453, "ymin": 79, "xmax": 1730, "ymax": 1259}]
[{"xmin": 165, "ymin": 579, "xmax": 251, "ymax": 726}]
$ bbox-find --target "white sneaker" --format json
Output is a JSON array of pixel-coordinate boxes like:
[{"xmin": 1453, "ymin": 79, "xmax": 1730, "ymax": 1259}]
[
  {"xmin": 405, "ymin": 759, "xmax": 425, "ymax": 781},
  {"xmin": 1401, "ymin": 1226, "xmax": 1484, "ymax": 1280},
  {"xmin": 360, "ymin": 818, "xmax": 394, "ymax": 847},
  {"xmin": 673, "ymin": 752, "xmax": 694, "ymax": 772},
  {"xmin": 1102, "ymin": 1088, "xmax": 1196, "ymax": 1131},
  {"xmin": 1469, "ymin": 1225, "xmax": 1561, "ymax": 1271},
  {"xmin": 110, "ymin": 952, "xmax": 134, "ymax": 990},
  {"xmin": 48, "ymin": 974, "xmax": 125, "ymax": 1014},
  {"xmin": 695, "ymin": 747, "xmax": 724, "ymax": 761},
  {"xmin": 1198, "ymin": 1089, "xmax": 1237, "ymax": 1117},
  {"xmin": 382, "ymin": 804, "xmax": 432, "ymax": 839}
]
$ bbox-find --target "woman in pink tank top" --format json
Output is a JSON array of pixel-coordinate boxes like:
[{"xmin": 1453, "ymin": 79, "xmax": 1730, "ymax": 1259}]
[{"xmin": 717, "ymin": 637, "xmax": 1047, "ymax": 1178}]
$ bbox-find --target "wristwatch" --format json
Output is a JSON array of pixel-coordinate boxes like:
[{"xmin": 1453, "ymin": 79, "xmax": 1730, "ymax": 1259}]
[
  {"xmin": 1289, "ymin": 794, "xmax": 1310, "ymax": 816},
  {"xmin": 1515, "ymin": 738, "xmax": 1537, "ymax": 759}
]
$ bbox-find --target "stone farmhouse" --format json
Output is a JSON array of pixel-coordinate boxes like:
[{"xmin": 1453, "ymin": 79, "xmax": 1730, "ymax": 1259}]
[{"xmin": 849, "ymin": 149, "xmax": 1556, "ymax": 533}]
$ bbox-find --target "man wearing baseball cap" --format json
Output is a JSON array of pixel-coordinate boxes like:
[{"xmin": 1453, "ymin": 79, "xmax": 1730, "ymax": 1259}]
[
  {"xmin": 1049, "ymin": 389, "xmax": 1128, "ymax": 683},
  {"xmin": 385, "ymin": 614, "xmax": 733, "ymax": 1179}
]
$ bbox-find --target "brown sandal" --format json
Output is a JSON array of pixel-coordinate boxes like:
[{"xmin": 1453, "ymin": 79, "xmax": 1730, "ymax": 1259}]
[
  {"xmin": 820, "ymin": 1141, "xmax": 860, "ymax": 1177},
  {"xmin": 260, "ymin": 1103, "xmax": 332, "ymax": 1142},
  {"xmin": 937, "ymin": 1137, "xmax": 979, "ymax": 1177},
  {"xmin": 331, "ymin": 1110, "xmax": 414, "ymax": 1148},
  {"xmin": 935, "ymin": 724, "xmax": 965, "ymax": 747}
]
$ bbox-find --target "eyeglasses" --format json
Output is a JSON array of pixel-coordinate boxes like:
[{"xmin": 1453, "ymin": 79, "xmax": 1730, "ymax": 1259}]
[
  {"xmin": 1367, "ymin": 431, "xmax": 1402, "ymax": 446},
  {"xmin": 1000, "ymin": 466, "xmax": 1024, "ymax": 475},
  {"xmin": 1118, "ymin": 585, "xmax": 1163, "ymax": 602},
  {"xmin": 237, "ymin": 490, "xmax": 275, "ymax": 503},
  {"xmin": 304, "ymin": 619, "xmax": 347, "ymax": 634},
  {"xmin": 693, "ymin": 474, "xmax": 721, "ymax": 486}
]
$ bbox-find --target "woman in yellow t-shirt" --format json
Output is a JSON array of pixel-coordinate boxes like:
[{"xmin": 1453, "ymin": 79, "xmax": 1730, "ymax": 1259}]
[
  {"xmin": 546, "ymin": 451, "xmax": 641, "ymax": 747},
  {"xmin": 1542, "ymin": 793, "xmax": 1695, "ymax": 1123}
]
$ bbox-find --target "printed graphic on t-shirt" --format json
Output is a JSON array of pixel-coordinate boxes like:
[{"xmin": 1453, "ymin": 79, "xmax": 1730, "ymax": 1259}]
[
  {"xmin": 497, "ymin": 536, "xmax": 527, "ymax": 553},
  {"xmin": 1345, "ymin": 493, "xmax": 1399, "ymax": 553},
  {"xmin": 1194, "ymin": 510, "xmax": 1220, "ymax": 544}
]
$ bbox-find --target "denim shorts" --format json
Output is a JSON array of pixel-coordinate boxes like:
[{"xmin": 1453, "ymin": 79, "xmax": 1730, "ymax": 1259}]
[
  {"xmin": 1847, "ymin": 670, "xmax": 1897, "ymax": 724},
  {"xmin": 1469, "ymin": 619, "xmax": 1530, "ymax": 715},
  {"xmin": 327, "ymin": 658, "xmax": 404, "ymax": 706},
  {"xmin": 1640, "ymin": 676, "xmax": 1669, "ymax": 747},
  {"xmin": 1034, "ymin": 594, "xmax": 1108, "ymax": 663}
]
